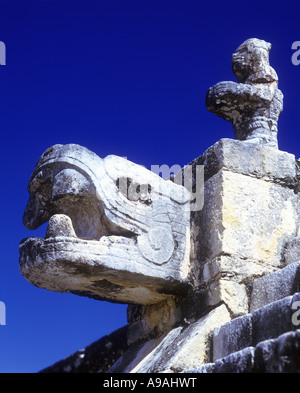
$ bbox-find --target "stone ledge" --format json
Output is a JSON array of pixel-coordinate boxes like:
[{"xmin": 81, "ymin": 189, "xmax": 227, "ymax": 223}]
[
  {"xmin": 186, "ymin": 329, "xmax": 300, "ymax": 373},
  {"xmin": 186, "ymin": 138, "xmax": 296, "ymax": 188},
  {"xmin": 284, "ymin": 238, "xmax": 300, "ymax": 265},
  {"xmin": 213, "ymin": 293, "xmax": 300, "ymax": 361},
  {"xmin": 250, "ymin": 261, "xmax": 300, "ymax": 312},
  {"xmin": 108, "ymin": 304, "xmax": 231, "ymax": 373}
]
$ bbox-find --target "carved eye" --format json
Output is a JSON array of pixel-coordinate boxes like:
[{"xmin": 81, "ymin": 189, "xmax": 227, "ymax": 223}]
[{"xmin": 116, "ymin": 177, "xmax": 152, "ymax": 205}]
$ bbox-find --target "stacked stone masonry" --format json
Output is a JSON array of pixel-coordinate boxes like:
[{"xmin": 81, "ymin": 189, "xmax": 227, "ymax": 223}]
[
  {"xmin": 182, "ymin": 138, "xmax": 298, "ymax": 318},
  {"xmin": 188, "ymin": 262, "xmax": 300, "ymax": 373},
  {"xmin": 41, "ymin": 262, "xmax": 300, "ymax": 373},
  {"xmin": 108, "ymin": 262, "xmax": 300, "ymax": 373}
]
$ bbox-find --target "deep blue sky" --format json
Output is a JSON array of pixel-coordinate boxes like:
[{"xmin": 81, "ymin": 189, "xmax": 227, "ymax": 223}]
[{"xmin": 1, "ymin": 0, "xmax": 300, "ymax": 373}]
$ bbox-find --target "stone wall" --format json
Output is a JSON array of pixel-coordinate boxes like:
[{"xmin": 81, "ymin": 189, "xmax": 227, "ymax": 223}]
[{"xmin": 43, "ymin": 263, "xmax": 300, "ymax": 373}]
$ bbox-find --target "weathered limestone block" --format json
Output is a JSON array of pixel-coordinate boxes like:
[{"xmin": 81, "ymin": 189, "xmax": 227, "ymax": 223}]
[
  {"xmin": 284, "ymin": 237, "xmax": 300, "ymax": 265},
  {"xmin": 193, "ymin": 167, "xmax": 297, "ymax": 315},
  {"xmin": 250, "ymin": 262, "xmax": 300, "ymax": 312},
  {"xmin": 195, "ymin": 138, "xmax": 296, "ymax": 186},
  {"xmin": 108, "ymin": 327, "xmax": 183, "ymax": 373},
  {"xmin": 214, "ymin": 347, "xmax": 255, "ymax": 373},
  {"xmin": 201, "ymin": 255, "xmax": 277, "ymax": 285},
  {"xmin": 213, "ymin": 313, "xmax": 252, "ymax": 361},
  {"xmin": 178, "ymin": 139, "xmax": 298, "ymax": 272},
  {"xmin": 136, "ymin": 304, "xmax": 230, "ymax": 372},
  {"xmin": 173, "ymin": 135, "xmax": 299, "ymax": 322},
  {"xmin": 19, "ymin": 144, "xmax": 191, "ymax": 306},
  {"xmin": 253, "ymin": 338, "xmax": 278, "ymax": 373},
  {"xmin": 183, "ymin": 363, "xmax": 215, "ymax": 373},
  {"xmin": 203, "ymin": 279, "xmax": 248, "ymax": 317},
  {"xmin": 126, "ymin": 298, "xmax": 183, "ymax": 345},
  {"xmin": 197, "ymin": 169, "xmax": 297, "ymax": 266},
  {"xmin": 109, "ymin": 304, "xmax": 230, "ymax": 373},
  {"xmin": 252, "ymin": 296, "xmax": 294, "ymax": 346},
  {"xmin": 187, "ymin": 330, "xmax": 300, "ymax": 373},
  {"xmin": 253, "ymin": 333, "xmax": 290, "ymax": 373}
]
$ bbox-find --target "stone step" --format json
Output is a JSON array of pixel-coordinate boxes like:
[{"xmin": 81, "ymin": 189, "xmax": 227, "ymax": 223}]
[
  {"xmin": 186, "ymin": 329, "xmax": 300, "ymax": 373},
  {"xmin": 250, "ymin": 261, "xmax": 300, "ymax": 312},
  {"xmin": 213, "ymin": 293, "xmax": 300, "ymax": 361},
  {"xmin": 184, "ymin": 268, "xmax": 300, "ymax": 373}
]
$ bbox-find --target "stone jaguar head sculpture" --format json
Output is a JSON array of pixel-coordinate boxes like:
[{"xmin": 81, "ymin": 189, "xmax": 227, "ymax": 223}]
[{"xmin": 19, "ymin": 144, "xmax": 191, "ymax": 305}]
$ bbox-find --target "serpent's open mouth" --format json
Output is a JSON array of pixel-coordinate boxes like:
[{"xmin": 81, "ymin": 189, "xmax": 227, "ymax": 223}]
[{"xmin": 21, "ymin": 151, "xmax": 135, "ymax": 241}]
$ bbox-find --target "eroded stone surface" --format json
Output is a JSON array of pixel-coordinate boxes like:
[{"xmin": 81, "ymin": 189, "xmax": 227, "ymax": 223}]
[
  {"xmin": 250, "ymin": 262, "xmax": 300, "ymax": 312},
  {"xmin": 193, "ymin": 138, "xmax": 296, "ymax": 186},
  {"xmin": 206, "ymin": 38, "xmax": 283, "ymax": 149},
  {"xmin": 19, "ymin": 144, "xmax": 191, "ymax": 305},
  {"xmin": 284, "ymin": 237, "xmax": 300, "ymax": 265},
  {"xmin": 198, "ymin": 170, "xmax": 297, "ymax": 266},
  {"xmin": 213, "ymin": 314, "xmax": 252, "ymax": 361},
  {"xmin": 109, "ymin": 304, "xmax": 230, "ymax": 373}
]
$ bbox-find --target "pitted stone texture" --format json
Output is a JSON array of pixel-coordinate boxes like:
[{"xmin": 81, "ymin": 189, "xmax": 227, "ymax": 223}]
[
  {"xmin": 19, "ymin": 144, "xmax": 191, "ymax": 306},
  {"xmin": 213, "ymin": 293, "xmax": 300, "ymax": 364},
  {"xmin": 284, "ymin": 237, "xmax": 300, "ymax": 265},
  {"xmin": 201, "ymin": 255, "xmax": 277, "ymax": 285},
  {"xmin": 254, "ymin": 330, "xmax": 300, "ymax": 373},
  {"xmin": 193, "ymin": 138, "xmax": 296, "ymax": 187},
  {"xmin": 174, "ymin": 138, "xmax": 299, "ymax": 320},
  {"xmin": 214, "ymin": 347, "xmax": 255, "ymax": 373},
  {"xmin": 126, "ymin": 299, "xmax": 183, "ymax": 345},
  {"xmin": 187, "ymin": 330, "xmax": 300, "ymax": 373},
  {"xmin": 109, "ymin": 304, "xmax": 230, "ymax": 373},
  {"xmin": 252, "ymin": 296, "xmax": 293, "ymax": 346},
  {"xmin": 203, "ymin": 279, "xmax": 248, "ymax": 317},
  {"xmin": 108, "ymin": 327, "xmax": 183, "ymax": 373},
  {"xmin": 195, "ymin": 169, "xmax": 297, "ymax": 267},
  {"xmin": 200, "ymin": 255, "xmax": 277, "ymax": 318},
  {"xmin": 250, "ymin": 262, "xmax": 300, "ymax": 312},
  {"xmin": 183, "ymin": 364, "xmax": 215, "ymax": 373},
  {"xmin": 206, "ymin": 39, "xmax": 283, "ymax": 149},
  {"xmin": 213, "ymin": 314, "xmax": 252, "ymax": 361}
]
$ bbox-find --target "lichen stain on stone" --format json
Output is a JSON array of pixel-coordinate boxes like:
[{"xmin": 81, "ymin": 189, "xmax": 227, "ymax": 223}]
[{"xmin": 223, "ymin": 207, "xmax": 241, "ymax": 229}]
